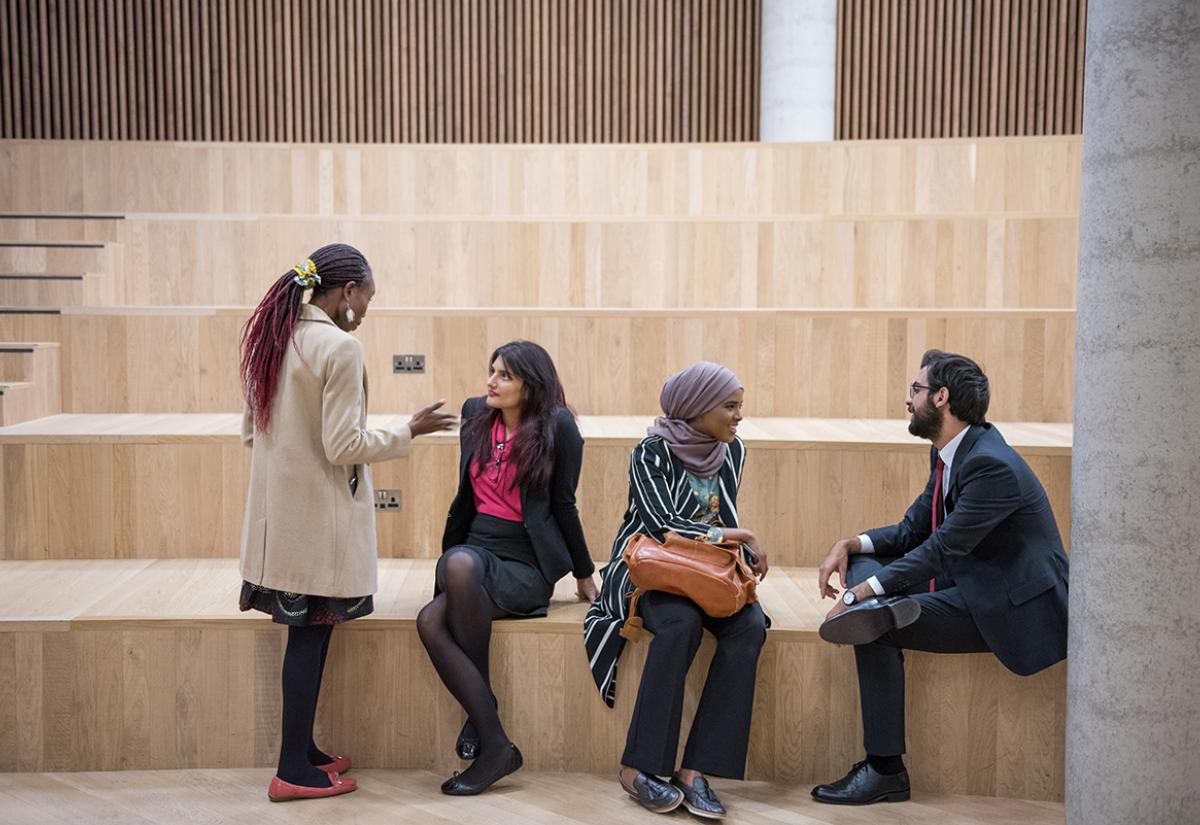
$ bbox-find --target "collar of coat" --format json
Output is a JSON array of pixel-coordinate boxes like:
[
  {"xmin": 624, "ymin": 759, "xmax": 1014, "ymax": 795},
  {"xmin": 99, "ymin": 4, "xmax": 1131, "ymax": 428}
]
[{"xmin": 300, "ymin": 302, "xmax": 337, "ymax": 326}]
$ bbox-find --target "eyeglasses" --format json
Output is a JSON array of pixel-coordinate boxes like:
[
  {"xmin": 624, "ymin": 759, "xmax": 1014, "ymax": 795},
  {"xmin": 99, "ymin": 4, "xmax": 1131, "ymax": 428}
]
[{"xmin": 908, "ymin": 383, "xmax": 935, "ymax": 396}]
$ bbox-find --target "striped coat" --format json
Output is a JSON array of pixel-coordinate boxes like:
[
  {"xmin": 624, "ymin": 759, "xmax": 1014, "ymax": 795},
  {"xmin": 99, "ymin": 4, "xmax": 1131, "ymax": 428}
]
[{"xmin": 583, "ymin": 434, "xmax": 747, "ymax": 706}]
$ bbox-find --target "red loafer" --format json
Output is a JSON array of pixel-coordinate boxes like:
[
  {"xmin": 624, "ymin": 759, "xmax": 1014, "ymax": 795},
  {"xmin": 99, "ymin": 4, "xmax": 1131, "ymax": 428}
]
[
  {"xmin": 268, "ymin": 772, "xmax": 357, "ymax": 802},
  {"xmin": 317, "ymin": 755, "xmax": 352, "ymax": 775}
]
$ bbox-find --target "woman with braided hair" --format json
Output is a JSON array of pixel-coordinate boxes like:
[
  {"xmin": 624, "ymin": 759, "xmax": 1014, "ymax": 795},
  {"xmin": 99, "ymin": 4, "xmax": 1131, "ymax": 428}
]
[{"xmin": 238, "ymin": 243, "xmax": 456, "ymax": 801}]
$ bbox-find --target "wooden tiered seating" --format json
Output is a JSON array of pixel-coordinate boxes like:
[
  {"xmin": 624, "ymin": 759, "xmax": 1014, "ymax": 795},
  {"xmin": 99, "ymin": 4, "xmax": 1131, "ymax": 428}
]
[
  {"xmin": 0, "ymin": 413, "xmax": 1072, "ymax": 565},
  {"xmin": 0, "ymin": 557, "xmax": 1066, "ymax": 801},
  {"xmin": 0, "ymin": 136, "xmax": 1080, "ymax": 808}
]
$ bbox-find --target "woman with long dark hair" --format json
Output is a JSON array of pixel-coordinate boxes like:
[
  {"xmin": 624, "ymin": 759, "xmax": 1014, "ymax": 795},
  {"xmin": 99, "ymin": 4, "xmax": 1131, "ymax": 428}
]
[
  {"xmin": 238, "ymin": 243, "xmax": 456, "ymax": 802},
  {"xmin": 418, "ymin": 340, "xmax": 599, "ymax": 795}
]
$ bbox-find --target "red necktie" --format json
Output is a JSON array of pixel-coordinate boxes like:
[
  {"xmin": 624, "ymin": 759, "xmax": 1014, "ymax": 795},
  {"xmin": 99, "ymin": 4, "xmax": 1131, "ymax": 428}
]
[{"xmin": 929, "ymin": 457, "xmax": 945, "ymax": 592}]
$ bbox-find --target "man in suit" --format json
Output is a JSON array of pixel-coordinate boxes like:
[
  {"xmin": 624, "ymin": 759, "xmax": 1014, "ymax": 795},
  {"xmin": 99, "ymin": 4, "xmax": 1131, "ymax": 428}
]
[{"xmin": 810, "ymin": 349, "xmax": 1069, "ymax": 805}]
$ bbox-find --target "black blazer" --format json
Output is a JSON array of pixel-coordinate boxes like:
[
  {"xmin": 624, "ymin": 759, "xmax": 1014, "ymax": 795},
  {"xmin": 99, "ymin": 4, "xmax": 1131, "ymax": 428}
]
[
  {"xmin": 442, "ymin": 397, "xmax": 595, "ymax": 583},
  {"xmin": 867, "ymin": 423, "xmax": 1069, "ymax": 676}
]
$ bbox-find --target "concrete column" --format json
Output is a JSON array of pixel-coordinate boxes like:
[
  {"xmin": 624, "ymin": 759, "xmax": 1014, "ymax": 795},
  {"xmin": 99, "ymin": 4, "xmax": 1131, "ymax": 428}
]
[
  {"xmin": 1068, "ymin": 2, "xmax": 1200, "ymax": 823},
  {"xmin": 760, "ymin": 0, "xmax": 837, "ymax": 141}
]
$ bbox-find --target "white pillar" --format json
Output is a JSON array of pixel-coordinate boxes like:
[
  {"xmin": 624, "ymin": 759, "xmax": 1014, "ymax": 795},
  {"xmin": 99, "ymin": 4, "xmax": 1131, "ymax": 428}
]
[
  {"xmin": 760, "ymin": 0, "xmax": 838, "ymax": 141},
  {"xmin": 1067, "ymin": 1, "xmax": 1200, "ymax": 822}
]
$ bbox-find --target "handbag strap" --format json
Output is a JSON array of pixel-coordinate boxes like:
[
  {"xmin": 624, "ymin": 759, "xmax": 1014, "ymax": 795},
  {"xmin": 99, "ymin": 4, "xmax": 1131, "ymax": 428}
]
[{"xmin": 619, "ymin": 587, "xmax": 647, "ymax": 643}]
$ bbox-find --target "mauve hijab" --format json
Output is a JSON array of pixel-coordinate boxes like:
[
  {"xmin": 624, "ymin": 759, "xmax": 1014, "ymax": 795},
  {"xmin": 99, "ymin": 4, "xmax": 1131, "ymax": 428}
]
[{"xmin": 647, "ymin": 362, "xmax": 743, "ymax": 477}]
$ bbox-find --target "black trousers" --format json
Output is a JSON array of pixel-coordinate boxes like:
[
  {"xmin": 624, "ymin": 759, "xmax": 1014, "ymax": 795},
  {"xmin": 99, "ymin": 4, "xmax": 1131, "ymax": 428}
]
[
  {"xmin": 846, "ymin": 553, "xmax": 992, "ymax": 756},
  {"xmin": 622, "ymin": 591, "xmax": 767, "ymax": 779}
]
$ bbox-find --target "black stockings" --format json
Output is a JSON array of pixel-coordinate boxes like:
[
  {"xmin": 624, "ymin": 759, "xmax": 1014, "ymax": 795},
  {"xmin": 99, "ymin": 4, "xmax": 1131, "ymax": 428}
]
[
  {"xmin": 417, "ymin": 548, "xmax": 511, "ymax": 779},
  {"xmin": 277, "ymin": 623, "xmax": 335, "ymax": 787}
]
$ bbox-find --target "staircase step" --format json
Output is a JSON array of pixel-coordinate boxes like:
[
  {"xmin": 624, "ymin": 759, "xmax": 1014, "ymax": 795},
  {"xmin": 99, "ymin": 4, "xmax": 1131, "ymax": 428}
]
[
  {"xmin": 0, "ymin": 558, "xmax": 1067, "ymax": 801},
  {"xmin": 0, "ymin": 414, "xmax": 1072, "ymax": 565}
]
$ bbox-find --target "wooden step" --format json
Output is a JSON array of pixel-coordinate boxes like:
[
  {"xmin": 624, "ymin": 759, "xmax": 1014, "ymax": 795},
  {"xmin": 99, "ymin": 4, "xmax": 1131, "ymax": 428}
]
[
  {"xmin": 12, "ymin": 213, "xmax": 1075, "ymax": 309},
  {"xmin": 0, "ymin": 241, "xmax": 121, "ymax": 285},
  {"xmin": 0, "ymin": 558, "xmax": 1067, "ymax": 801},
  {"xmin": 0, "ymin": 768, "xmax": 1066, "ymax": 824},
  {"xmin": 0, "ymin": 414, "xmax": 1073, "ymax": 565},
  {"xmin": 1, "ymin": 137, "xmax": 1082, "ymax": 217},
  {"xmin": 0, "ymin": 274, "xmax": 99, "ymax": 307},
  {"xmin": 0, "ymin": 342, "xmax": 61, "ymax": 425},
  {"xmin": 0, "ymin": 213, "xmax": 125, "ymax": 246},
  {"xmin": 0, "ymin": 306, "xmax": 1077, "ymax": 422}
]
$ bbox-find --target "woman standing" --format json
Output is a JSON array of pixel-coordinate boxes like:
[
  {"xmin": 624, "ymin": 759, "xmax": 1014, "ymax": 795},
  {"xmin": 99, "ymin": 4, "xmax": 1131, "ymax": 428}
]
[
  {"xmin": 239, "ymin": 243, "xmax": 456, "ymax": 802},
  {"xmin": 584, "ymin": 362, "xmax": 769, "ymax": 819},
  {"xmin": 417, "ymin": 340, "xmax": 599, "ymax": 795}
]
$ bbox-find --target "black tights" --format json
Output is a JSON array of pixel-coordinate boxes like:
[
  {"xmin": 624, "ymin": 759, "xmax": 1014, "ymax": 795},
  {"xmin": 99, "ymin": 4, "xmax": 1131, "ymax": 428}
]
[
  {"xmin": 277, "ymin": 623, "xmax": 336, "ymax": 786},
  {"xmin": 417, "ymin": 548, "xmax": 510, "ymax": 779}
]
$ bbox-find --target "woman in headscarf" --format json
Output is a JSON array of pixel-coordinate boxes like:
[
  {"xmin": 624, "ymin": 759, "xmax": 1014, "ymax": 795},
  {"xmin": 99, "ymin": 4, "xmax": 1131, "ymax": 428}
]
[{"xmin": 583, "ymin": 362, "xmax": 769, "ymax": 819}]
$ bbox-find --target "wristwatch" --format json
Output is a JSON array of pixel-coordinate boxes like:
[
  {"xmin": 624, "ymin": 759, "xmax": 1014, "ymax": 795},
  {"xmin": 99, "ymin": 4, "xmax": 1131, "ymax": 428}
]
[{"xmin": 842, "ymin": 589, "xmax": 858, "ymax": 606}]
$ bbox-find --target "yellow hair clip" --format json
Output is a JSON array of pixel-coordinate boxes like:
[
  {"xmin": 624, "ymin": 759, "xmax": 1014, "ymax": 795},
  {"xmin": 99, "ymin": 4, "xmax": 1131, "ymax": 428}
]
[{"xmin": 291, "ymin": 258, "xmax": 321, "ymax": 289}]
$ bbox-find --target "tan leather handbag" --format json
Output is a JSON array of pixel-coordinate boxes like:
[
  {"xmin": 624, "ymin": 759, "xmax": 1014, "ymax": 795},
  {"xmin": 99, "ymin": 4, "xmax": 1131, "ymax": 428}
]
[{"xmin": 618, "ymin": 530, "xmax": 758, "ymax": 642}]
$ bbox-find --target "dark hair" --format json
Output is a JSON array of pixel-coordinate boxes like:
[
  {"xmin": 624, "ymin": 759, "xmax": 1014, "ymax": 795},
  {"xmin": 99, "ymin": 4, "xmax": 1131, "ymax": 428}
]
[
  {"xmin": 465, "ymin": 340, "xmax": 568, "ymax": 491},
  {"xmin": 240, "ymin": 243, "xmax": 372, "ymax": 431},
  {"xmin": 921, "ymin": 349, "xmax": 990, "ymax": 425}
]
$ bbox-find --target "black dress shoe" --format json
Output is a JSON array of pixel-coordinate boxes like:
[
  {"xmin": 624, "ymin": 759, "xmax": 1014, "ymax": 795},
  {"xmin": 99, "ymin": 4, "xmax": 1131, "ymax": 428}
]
[
  {"xmin": 455, "ymin": 721, "xmax": 479, "ymax": 761},
  {"xmin": 618, "ymin": 770, "xmax": 683, "ymax": 814},
  {"xmin": 818, "ymin": 596, "xmax": 921, "ymax": 646},
  {"xmin": 440, "ymin": 743, "xmax": 523, "ymax": 795},
  {"xmin": 670, "ymin": 774, "xmax": 726, "ymax": 819},
  {"xmin": 811, "ymin": 760, "xmax": 911, "ymax": 805}
]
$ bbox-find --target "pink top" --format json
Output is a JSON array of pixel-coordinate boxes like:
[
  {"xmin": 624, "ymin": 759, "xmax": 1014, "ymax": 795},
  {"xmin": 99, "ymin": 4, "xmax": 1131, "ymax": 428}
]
[{"xmin": 469, "ymin": 417, "xmax": 523, "ymax": 522}]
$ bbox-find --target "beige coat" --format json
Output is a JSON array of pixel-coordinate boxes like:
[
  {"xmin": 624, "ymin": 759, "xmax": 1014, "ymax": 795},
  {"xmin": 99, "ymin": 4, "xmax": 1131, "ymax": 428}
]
[{"xmin": 239, "ymin": 303, "xmax": 411, "ymax": 597}]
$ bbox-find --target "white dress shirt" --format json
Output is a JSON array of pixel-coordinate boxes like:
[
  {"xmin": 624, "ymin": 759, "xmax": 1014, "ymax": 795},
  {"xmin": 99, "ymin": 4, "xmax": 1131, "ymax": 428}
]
[{"xmin": 859, "ymin": 426, "xmax": 970, "ymax": 596}]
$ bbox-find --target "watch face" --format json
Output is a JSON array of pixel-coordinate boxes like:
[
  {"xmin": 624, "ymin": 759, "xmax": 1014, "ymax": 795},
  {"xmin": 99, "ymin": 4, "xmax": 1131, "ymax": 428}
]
[{"xmin": 843, "ymin": 591, "xmax": 855, "ymax": 606}]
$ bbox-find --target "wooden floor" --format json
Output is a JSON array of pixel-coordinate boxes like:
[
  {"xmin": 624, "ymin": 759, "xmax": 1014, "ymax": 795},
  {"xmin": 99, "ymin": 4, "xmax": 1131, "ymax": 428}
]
[{"xmin": 0, "ymin": 768, "xmax": 1066, "ymax": 825}]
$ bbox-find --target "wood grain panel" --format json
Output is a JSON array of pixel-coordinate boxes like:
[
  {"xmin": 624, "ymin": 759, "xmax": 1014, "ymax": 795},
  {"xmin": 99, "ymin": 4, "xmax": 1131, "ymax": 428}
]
[
  {"xmin": 0, "ymin": 558, "xmax": 1067, "ymax": 799},
  {"xmin": 0, "ymin": 0, "xmax": 760, "ymax": 143},
  {"xmin": 0, "ymin": 137, "xmax": 1083, "ymax": 217},
  {"xmin": 0, "ymin": 416, "xmax": 1073, "ymax": 563},
  {"xmin": 837, "ymin": 0, "xmax": 1087, "ymax": 139},
  {"xmin": 0, "ymin": 308, "xmax": 1078, "ymax": 420}
]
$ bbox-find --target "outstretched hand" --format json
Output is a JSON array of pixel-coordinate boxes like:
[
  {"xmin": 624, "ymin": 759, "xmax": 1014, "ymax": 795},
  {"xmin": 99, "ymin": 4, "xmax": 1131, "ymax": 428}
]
[{"xmin": 408, "ymin": 399, "xmax": 458, "ymax": 437}]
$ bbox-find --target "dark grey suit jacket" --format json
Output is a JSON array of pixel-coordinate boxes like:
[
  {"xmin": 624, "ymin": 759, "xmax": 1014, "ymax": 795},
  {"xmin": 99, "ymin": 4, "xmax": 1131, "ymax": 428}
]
[{"xmin": 866, "ymin": 424, "xmax": 1069, "ymax": 675}]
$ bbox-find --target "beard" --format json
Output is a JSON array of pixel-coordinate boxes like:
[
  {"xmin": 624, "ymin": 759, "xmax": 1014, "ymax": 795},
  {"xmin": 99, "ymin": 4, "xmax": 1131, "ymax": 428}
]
[{"xmin": 908, "ymin": 395, "xmax": 943, "ymax": 441}]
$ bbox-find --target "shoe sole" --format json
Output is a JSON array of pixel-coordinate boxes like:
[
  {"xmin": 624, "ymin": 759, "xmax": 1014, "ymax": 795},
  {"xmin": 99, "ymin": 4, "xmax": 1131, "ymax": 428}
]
[
  {"xmin": 811, "ymin": 788, "xmax": 911, "ymax": 805},
  {"xmin": 680, "ymin": 799, "xmax": 727, "ymax": 819},
  {"xmin": 818, "ymin": 599, "xmax": 921, "ymax": 646},
  {"xmin": 268, "ymin": 783, "xmax": 357, "ymax": 802}
]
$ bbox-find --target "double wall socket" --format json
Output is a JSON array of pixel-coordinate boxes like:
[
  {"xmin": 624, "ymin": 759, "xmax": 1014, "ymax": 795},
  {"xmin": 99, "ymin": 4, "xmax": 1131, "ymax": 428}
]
[
  {"xmin": 393, "ymin": 354, "xmax": 425, "ymax": 373},
  {"xmin": 374, "ymin": 489, "xmax": 402, "ymax": 511}
]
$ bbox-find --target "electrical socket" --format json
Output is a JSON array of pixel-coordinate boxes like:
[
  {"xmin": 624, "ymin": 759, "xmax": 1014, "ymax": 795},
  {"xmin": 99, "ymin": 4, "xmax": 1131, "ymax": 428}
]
[
  {"xmin": 393, "ymin": 354, "xmax": 426, "ymax": 374},
  {"xmin": 374, "ymin": 489, "xmax": 402, "ymax": 511}
]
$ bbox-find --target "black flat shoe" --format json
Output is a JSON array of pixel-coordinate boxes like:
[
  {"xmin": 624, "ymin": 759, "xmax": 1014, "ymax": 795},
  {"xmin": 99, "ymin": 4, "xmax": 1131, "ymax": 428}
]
[
  {"xmin": 440, "ymin": 742, "xmax": 523, "ymax": 795},
  {"xmin": 818, "ymin": 596, "xmax": 921, "ymax": 646},
  {"xmin": 670, "ymin": 774, "xmax": 726, "ymax": 819},
  {"xmin": 455, "ymin": 721, "xmax": 479, "ymax": 761},
  {"xmin": 619, "ymin": 770, "xmax": 683, "ymax": 814},
  {"xmin": 811, "ymin": 760, "xmax": 911, "ymax": 805}
]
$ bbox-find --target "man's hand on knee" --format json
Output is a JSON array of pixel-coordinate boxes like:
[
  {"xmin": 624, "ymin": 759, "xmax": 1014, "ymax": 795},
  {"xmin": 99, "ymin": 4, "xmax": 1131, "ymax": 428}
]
[{"xmin": 817, "ymin": 536, "xmax": 862, "ymax": 600}]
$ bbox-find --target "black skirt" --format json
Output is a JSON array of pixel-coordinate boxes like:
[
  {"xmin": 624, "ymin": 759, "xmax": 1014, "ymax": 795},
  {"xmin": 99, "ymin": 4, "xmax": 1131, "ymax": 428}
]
[
  {"xmin": 441, "ymin": 512, "xmax": 554, "ymax": 618},
  {"xmin": 239, "ymin": 582, "xmax": 374, "ymax": 626}
]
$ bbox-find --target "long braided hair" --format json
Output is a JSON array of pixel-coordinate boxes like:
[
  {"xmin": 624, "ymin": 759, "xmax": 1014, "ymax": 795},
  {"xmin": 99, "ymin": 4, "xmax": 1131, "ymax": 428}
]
[{"xmin": 240, "ymin": 243, "xmax": 371, "ymax": 432}]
